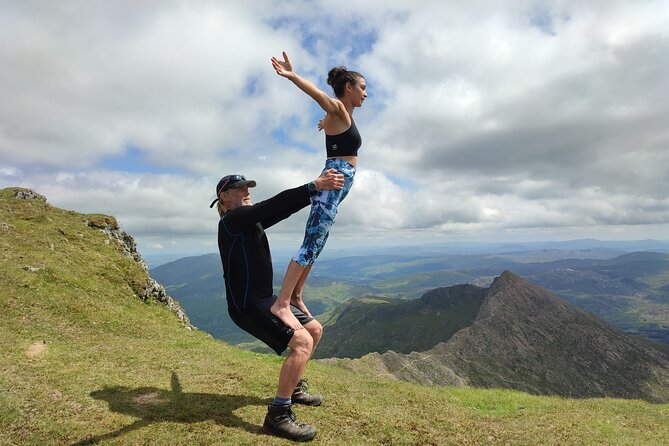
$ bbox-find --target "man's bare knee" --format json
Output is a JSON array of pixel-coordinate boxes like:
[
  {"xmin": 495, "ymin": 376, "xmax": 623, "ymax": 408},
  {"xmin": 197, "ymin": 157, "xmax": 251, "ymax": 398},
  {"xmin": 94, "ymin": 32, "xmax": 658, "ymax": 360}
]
[
  {"xmin": 304, "ymin": 320, "xmax": 323, "ymax": 342},
  {"xmin": 288, "ymin": 329, "xmax": 313, "ymax": 355}
]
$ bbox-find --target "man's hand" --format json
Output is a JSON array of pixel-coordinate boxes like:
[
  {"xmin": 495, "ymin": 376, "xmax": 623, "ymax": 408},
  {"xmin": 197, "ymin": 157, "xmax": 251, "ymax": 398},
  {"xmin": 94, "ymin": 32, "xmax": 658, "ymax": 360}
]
[{"xmin": 314, "ymin": 168, "xmax": 344, "ymax": 191}]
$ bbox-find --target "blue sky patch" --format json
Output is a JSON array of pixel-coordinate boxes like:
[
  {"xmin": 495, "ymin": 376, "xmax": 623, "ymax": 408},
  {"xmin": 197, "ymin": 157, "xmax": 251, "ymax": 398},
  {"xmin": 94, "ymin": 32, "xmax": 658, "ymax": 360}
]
[
  {"xmin": 244, "ymin": 75, "xmax": 263, "ymax": 96},
  {"xmin": 528, "ymin": 7, "xmax": 557, "ymax": 36},
  {"xmin": 268, "ymin": 14, "xmax": 377, "ymax": 62},
  {"xmin": 101, "ymin": 146, "xmax": 186, "ymax": 174},
  {"xmin": 271, "ymin": 125, "xmax": 319, "ymax": 154},
  {"xmin": 388, "ymin": 174, "xmax": 418, "ymax": 190}
]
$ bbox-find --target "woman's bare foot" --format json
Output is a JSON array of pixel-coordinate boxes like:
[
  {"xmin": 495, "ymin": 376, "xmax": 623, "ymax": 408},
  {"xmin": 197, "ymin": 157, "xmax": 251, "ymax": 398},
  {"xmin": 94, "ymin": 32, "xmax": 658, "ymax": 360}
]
[
  {"xmin": 270, "ymin": 301, "xmax": 303, "ymax": 330},
  {"xmin": 290, "ymin": 297, "xmax": 312, "ymax": 318}
]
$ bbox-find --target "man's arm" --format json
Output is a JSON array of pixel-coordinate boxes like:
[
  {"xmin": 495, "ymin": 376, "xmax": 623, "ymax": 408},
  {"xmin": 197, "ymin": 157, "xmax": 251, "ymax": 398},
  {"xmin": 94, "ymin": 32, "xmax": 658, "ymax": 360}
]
[
  {"xmin": 258, "ymin": 187, "xmax": 311, "ymax": 230},
  {"xmin": 260, "ymin": 168, "xmax": 345, "ymax": 229},
  {"xmin": 260, "ymin": 169, "xmax": 344, "ymax": 229},
  {"xmin": 223, "ymin": 169, "xmax": 344, "ymax": 232}
]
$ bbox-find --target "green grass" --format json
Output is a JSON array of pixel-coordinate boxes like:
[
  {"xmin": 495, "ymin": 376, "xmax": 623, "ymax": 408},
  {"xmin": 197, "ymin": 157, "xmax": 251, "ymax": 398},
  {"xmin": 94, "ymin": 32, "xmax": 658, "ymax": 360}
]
[{"xmin": 2, "ymin": 187, "xmax": 669, "ymax": 445}]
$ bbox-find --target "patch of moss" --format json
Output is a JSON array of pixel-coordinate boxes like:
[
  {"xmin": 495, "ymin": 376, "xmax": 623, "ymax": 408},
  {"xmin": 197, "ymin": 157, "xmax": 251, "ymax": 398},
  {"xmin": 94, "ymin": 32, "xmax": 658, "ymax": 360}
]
[{"xmin": 85, "ymin": 214, "xmax": 119, "ymax": 230}]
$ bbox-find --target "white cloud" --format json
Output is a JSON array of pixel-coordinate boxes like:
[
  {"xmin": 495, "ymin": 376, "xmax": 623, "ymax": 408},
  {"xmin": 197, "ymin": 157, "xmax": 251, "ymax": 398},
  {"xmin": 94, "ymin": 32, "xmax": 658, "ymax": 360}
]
[
  {"xmin": 0, "ymin": 1, "xmax": 315, "ymax": 171},
  {"xmin": 2, "ymin": 0, "xmax": 669, "ymax": 253}
]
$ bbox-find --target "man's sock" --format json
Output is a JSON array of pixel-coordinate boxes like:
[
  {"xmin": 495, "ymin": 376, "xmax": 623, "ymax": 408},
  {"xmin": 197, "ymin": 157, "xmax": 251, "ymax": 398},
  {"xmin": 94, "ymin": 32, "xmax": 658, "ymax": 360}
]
[{"xmin": 271, "ymin": 396, "xmax": 292, "ymax": 407}]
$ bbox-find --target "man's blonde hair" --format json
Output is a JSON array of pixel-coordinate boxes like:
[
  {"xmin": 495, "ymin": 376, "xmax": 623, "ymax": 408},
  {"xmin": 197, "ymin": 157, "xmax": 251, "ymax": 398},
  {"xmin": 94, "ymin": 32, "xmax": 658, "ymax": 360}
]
[{"xmin": 216, "ymin": 201, "xmax": 227, "ymax": 217}]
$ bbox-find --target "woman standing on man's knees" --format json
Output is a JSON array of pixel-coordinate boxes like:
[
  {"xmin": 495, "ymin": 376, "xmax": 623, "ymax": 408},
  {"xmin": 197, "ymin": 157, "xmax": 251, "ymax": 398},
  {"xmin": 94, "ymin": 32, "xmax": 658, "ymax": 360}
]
[{"xmin": 270, "ymin": 51, "xmax": 366, "ymax": 330}]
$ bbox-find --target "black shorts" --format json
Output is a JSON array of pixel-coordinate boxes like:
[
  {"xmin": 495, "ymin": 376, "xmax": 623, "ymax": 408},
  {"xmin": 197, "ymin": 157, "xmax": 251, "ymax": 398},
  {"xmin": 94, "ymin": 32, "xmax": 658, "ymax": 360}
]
[{"xmin": 229, "ymin": 295, "xmax": 314, "ymax": 355}]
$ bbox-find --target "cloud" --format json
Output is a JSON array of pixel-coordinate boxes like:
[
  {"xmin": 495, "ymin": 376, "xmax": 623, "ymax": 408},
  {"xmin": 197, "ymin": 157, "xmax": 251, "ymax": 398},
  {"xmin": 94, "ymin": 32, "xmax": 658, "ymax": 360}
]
[
  {"xmin": 0, "ymin": 1, "xmax": 315, "ymax": 171},
  {"xmin": 356, "ymin": 0, "xmax": 669, "ymax": 234},
  {"xmin": 2, "ymin": 0, "xmax": 669, "ymax": 254}
]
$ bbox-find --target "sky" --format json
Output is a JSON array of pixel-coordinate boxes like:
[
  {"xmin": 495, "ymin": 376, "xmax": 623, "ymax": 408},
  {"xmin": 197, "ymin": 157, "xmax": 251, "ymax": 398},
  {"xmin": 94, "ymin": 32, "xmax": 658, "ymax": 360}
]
[{"xmin": 1, "ymin": 0, "xmax": 668, "ymax": 256}]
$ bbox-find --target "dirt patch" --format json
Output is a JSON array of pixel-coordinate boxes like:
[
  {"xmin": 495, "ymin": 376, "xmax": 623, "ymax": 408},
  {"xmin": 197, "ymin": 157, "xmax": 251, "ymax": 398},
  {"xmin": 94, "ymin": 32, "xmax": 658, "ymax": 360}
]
[
  {"xmin": 133, "ymin": 392, "xmax": 170, "ymax": 406},
  {"xmin": 26, "ymin": 341, "xmax": 47, "ymax": 357}
]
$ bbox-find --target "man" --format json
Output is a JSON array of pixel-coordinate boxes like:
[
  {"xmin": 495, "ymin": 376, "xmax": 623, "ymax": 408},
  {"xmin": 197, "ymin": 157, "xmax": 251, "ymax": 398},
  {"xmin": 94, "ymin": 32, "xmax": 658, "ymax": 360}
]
[{"xmin": 210, "ymin": 169, "xmax": 344, "ymax": 442}]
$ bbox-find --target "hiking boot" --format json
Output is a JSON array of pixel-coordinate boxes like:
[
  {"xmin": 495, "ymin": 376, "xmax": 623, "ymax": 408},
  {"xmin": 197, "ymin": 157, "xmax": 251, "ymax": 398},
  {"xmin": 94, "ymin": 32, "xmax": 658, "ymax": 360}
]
[
  {"xmin": 262, "ymin": 404, "xmax": 317, "ymax": 442},
  {"xmin": 292, "ymin": 379, "xmax": 323, "ymax": 406}
]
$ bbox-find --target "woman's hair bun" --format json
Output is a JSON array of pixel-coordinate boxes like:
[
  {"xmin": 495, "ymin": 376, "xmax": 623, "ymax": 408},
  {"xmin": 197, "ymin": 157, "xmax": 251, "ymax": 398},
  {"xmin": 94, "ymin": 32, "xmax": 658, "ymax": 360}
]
[
  {"xmin": 327, "ymin": 66, "xmax": 348, "ymax": 87},
  {"xmin": 326, "ymin": 65, "xmax": 363, "ymax": 98}
]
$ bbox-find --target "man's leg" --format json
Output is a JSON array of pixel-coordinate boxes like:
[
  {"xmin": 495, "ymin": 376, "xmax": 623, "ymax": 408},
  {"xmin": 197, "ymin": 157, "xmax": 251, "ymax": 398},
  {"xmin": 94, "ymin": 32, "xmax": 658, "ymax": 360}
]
[
  {"xmin": 277, "ymin": 328, "xmax": 313, "ymax": 397},
  {"xmin": 263, "ymin": 329, "xmax": 317, "ymax": 441},
  {"xmin": 302, "ymin": 319, "xmax": 322, "ymax": 358},
  {"xmin": 291, "ymin": 319, "xmax": 324, "ymax": 407}
]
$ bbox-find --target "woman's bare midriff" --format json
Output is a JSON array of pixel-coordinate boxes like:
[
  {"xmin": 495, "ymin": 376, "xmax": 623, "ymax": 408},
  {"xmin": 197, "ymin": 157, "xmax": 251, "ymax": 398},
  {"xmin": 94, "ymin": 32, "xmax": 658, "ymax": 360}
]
[{"xmin": 327, "ymin": 155, "xmax": 358, "ymax": 167}]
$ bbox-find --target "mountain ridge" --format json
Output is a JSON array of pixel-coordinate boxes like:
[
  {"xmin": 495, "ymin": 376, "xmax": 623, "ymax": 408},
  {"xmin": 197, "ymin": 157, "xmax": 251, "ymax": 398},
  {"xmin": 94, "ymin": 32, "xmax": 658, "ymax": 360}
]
[{"xmin": 322, "ymin": 271, "xmax": 669, "ymax": 402}]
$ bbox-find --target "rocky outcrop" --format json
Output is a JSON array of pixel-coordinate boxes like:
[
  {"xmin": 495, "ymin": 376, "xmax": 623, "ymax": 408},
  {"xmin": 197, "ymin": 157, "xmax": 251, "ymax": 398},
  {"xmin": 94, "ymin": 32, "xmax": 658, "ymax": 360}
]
[
  {"xmin": 142, "ymin": 278, "xmax": 192, "ymax": 327},
  {"xmin": 0, "ymin": 187, "xmax": 195, "ymax": 329},
  {"xmin": 88, "ymin": 218, "xmax": 146, "ymax": 267},
  {"xmin": 15, "ymin": 189, "xmax": 47, "ymax": 202},
  {"xmin": 84, "ymin": 216, "xmax": 193, "ymax": 329}
]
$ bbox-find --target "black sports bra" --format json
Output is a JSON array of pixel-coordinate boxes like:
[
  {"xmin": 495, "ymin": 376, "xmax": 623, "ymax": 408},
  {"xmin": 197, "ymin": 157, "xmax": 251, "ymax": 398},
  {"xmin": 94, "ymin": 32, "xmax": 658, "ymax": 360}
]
[{"xmin": 325, "ymin": 119, "xmax": 362, "ymax": 157}]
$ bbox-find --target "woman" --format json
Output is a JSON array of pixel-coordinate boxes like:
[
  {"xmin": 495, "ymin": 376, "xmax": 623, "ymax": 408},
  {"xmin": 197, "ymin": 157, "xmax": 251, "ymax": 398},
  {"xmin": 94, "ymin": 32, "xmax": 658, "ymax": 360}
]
[{"xmin": 270, "ymin": 51, "xmax": 366, "ymax": 330}]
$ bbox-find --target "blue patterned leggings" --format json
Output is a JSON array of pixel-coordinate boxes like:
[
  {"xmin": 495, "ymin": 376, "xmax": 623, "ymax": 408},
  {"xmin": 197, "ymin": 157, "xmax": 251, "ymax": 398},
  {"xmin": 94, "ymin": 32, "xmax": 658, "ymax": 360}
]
[{"xmin": 293, "ymin": 158, "xmax": 356, "ymax": 267}]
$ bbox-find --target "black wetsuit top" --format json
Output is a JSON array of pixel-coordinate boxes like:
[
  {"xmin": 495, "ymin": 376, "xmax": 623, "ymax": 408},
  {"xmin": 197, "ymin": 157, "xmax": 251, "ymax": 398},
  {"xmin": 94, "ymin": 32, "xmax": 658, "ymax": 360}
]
[
  {"xmin": 326, "ymin": 119, "xmax": 362, "ymax": 157},
  {"xmin": 217, "ymin": 185, "xmax": 312, "ymax": 313}
]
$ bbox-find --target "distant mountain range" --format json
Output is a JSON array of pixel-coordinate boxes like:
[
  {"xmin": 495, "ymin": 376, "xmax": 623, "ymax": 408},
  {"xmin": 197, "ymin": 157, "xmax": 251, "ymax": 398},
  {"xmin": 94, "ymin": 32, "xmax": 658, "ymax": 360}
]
[
  {"xmin": 150, "ymin": 246, "xmax": 669, "ymax": 401},
  {"xmin": 151, "ymin": 248, "xmax": 669, "ymax": 346},
  {"xmin": 320, "ymin": 272, "xmax": 669, "ymax": 402}
]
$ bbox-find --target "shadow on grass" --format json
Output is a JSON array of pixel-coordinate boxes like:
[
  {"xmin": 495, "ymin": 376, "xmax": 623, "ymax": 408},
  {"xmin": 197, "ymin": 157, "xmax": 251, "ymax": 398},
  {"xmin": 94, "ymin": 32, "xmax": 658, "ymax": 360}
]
[{"xmin": 72, "ymin": 372, "xmax": 267, "ymax": 445}]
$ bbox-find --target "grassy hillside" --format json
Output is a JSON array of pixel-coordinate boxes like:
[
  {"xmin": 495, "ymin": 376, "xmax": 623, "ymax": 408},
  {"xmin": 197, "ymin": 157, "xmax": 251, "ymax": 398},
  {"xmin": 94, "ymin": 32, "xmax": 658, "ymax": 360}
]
[{"xmin": 1, "ymin": 187, "xmax": 669, "ymax": 445}]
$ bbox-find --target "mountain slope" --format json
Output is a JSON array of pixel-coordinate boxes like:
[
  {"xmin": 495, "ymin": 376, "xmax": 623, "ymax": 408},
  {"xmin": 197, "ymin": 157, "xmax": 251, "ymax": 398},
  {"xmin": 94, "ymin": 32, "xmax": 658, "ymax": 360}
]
[
  {"xmin": 323, "ymin": 272, "xmax": 669, "ymax": 402},
  {"xmin": 315, "ymin": 285, "xmax": 487, "ymax": 359},
  {"xmin": 2, "ymin": 188, "xmax": 669, "ymax": 445}
]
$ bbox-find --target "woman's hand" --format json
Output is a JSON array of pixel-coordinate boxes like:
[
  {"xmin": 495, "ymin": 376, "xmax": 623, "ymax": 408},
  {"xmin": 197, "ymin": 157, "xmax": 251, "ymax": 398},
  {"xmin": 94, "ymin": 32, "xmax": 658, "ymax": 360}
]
[
  {"xmin": 271, "ymin": 51, "xmax": 294, "ymax": 79},
  {"xmin": 317, "ymin": 116, "xmax": 326, "ymax": 131},
  {"xmin": 271, "ymin": 51, "xmax": 344, "ymax": 117}
]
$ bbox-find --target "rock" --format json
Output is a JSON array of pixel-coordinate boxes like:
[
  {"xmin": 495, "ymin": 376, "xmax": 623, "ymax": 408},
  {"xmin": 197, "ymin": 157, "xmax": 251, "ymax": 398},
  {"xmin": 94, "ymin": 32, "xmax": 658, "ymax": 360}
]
[
  {"xmin": 5, "ymin": 187, "xmax": 195, "ymax": 333},
  {"xmin": 92, "ymin": 222, "xmax": 146, "ymax": 266},
  {"xmin": 15, "ymin": 190, "xmax": 47, "ymax": 202},
  {"xmin": 141, "ymin": 278, "xmax": 193, "ymax": 327}
]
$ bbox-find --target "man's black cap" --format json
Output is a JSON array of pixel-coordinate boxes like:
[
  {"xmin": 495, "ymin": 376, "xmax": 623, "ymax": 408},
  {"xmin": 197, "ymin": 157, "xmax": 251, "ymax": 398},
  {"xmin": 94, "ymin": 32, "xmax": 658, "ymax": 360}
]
[{"xmin": 209, "ymin": 174, "xmax": 257, "ymax": 208}]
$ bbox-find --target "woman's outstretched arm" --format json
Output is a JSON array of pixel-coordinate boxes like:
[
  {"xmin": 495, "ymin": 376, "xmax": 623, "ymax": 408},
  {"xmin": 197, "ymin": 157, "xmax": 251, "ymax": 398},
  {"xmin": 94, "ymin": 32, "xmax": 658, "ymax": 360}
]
[{"xmin": 271, "ymin": 51, "xmax": 346, "ymax": 118}]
